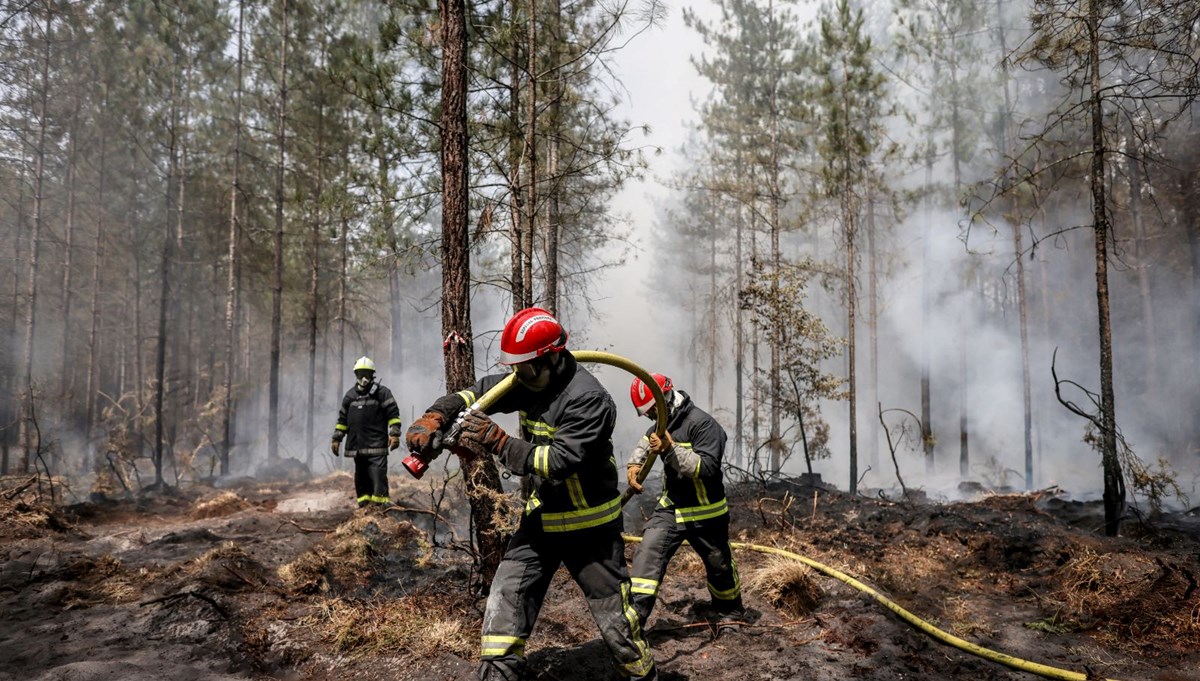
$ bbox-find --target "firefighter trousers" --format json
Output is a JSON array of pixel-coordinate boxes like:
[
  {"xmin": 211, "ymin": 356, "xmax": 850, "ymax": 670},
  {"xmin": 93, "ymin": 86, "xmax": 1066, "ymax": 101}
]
[
  {"xmin": 353, "ymin": 454, "xmax": 390, "ymax": 506},
  {"xmin": 629, "ymin": 508, "xmax": 742, "ymax": 627},
  {"xmin": 478, "ymin": 518, "xmax": 655, "ymax": 680}
]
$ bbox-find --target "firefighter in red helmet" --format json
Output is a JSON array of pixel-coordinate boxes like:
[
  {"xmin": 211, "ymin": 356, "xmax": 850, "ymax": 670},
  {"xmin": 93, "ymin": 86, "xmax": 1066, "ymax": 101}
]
[
  {"xmin": 406, "ymin": 307, "xmax": 656, "ymax": 681},
  {"xmin": 626, "ymin": 373, "xmax": 745, "ymax": 635}
]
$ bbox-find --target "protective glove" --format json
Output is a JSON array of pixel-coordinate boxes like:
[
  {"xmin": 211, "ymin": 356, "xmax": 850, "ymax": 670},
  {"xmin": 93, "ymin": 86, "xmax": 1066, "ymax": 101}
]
[
  {"xmin": 626, "ymin": 463, "xmax": 644, "ymax": 493},
  {"xmin": 459, "ymin": 410, "xmax": 510, "ymax": 457},
  {"xmin": 648, "ymin": 432, "xmax": 675, "ymax": 456},
  {"xmin": 388, "ymin": 435, "xmax": 400, "ymax": 451},
  {"xmin": 406, "ymin": 411, "xmax": 446, "ymax": 453},
  {"xmin": 330, "ymin": 439, "xmax": 340, "ymax": 456}
]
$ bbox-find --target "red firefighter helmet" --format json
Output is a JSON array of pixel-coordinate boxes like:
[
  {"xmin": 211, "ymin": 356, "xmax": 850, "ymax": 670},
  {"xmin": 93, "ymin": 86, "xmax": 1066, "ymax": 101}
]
[
  {"xmin": 499, "ymin": 307, "xmax": 569, "ymax": 365},
  {"xmin": 630, "ymin": 373, "xmax": 672, "ymax": 417}
]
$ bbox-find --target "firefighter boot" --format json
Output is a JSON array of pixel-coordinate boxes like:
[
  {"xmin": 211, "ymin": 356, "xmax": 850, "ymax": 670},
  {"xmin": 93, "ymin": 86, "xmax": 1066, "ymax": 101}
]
[{"xmin": 478, "ymin": 659, "xmax": 523, "ymax": 681}]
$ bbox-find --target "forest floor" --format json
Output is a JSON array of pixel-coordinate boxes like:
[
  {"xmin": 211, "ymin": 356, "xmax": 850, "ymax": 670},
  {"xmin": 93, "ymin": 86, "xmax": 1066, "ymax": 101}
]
[{"xmin": 1, "ymin": 464, "xmax": 1199, "ymax": 681}]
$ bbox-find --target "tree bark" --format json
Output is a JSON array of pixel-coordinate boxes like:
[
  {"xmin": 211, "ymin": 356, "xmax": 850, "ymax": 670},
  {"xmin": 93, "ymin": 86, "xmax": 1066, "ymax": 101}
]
[
  {"xmin": 1088, "ymin": 0, "xmax": 1123, "ymax": 536},
  {"xmin": 60, "ymin": 108, "xmax": 80, "ymax": 406},
  {"xmin": 306, "ymin": 50, "xmax": 326, "ymax": 472},
  {"xmin": 867, "ymin": 187, "xmax": 879, "ymax": 473},
  {"xmin": 843, "ymin": 64, "xmax": 858, "ymax": 496},
  {"xmin": 85, "ymin": 107, "xmax": 109, "ymax": 449},
  {"xmin": 17, "ymin": 9, "xmax": 53, "ymax": 474},
  {"xmin": 767, "ymin": 0, "xmax": 782, "ymax": 474},
  {"xmin": 440, "ymin": 0, "xmax": 507, "ymax": 586},
  {"xmin": 221, "ymin": 0, "xmax": 245, "ymax": 477},
  {"xmin": 523, "ymin": 0, "xmax": 538, "ymax": 308}
]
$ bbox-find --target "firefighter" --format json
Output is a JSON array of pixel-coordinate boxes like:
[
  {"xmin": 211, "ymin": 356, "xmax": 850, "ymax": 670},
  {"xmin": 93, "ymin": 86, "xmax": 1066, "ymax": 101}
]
[
  {"xmin": 330, "ymin": 356, "xmax": 403, "ymax": 508},
  {"xmin": 625, "ymin": 373, "xmax": 745, "ymax": 634},
  {"xmin": 405, "ymin": 307, "xmax": 656, "ymax": 681}
]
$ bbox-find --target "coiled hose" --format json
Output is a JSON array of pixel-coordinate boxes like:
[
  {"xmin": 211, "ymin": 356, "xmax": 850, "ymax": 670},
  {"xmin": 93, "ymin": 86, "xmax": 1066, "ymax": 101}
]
[{"xmin": 469, "ymin": 351, "xmax": 1122, "ymax": 681}]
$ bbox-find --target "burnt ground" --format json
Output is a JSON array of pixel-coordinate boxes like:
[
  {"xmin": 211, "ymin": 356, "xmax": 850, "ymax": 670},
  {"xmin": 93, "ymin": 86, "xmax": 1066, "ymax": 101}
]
[{"xmin": 1, "ymin": 468, "xmax": 1198, "ymax": 681}]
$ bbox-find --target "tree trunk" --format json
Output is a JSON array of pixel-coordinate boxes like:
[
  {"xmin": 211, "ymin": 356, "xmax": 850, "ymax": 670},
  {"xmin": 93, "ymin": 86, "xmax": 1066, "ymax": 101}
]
[
  {"xmin": 268, "ymin": 0, "xmax": 289, "ymax": 462},
  {"xmin": 221, "ymin": 0, "xmax": 245, "ymax": 477},
  {"xmin": 60, "ymin": 109, "xmax": 80, "ymax": 407},
  {"xmin": 867, "ymin": 187, "xmax": 879, "ymax": 473},
  {"xmin": 440, "ymin": 0, "xmax": 507, "ymax": 586},
  {"xmin": 1127, "ymin": 121, "xmax": 1156, "ymax": 395},
  {"xmin": 85, "ymin": 111, "xmax": 109, "ymax": 449},
  {"xmin": 1088, "ymin": 0, "xmax": 1123, "ymax": 536},
  {"xmin": 767, "ymin": 0, "xmax": 782, "ymax": 474},
  {"xmin": 153, "ymin": 63, "xmax": 184, "ymax": 489},
  {"xmin": 130, "ymin": 149, "xmax": 145, "ymax": 462},
  {"xmin": 523, "ymin": 0, "xmax": 538, "ymax": 308},
  {"xmin": 18, "ymin": 10, "xmax": 54, "ymax": 474},
  {"xmin": 843, "ymin": 55, "xmax": 858, "ymax": 496},
  {"xmin": 733, "ymin": 157, "xmax": 745, "ymax": 469},
  {"xmin": 995, "ymin": 7, "xmax": 1032, "ymax": 488},
  {"xmin": 508, "ymin": 0, "xmax": 525, "ymax": 314},
  {"xmin": 543, "ymin": 0, "xmax": 561, "ymax": 316},
  {"xmin": 306, "ymin": 55, "xmax": 326, "ymax": 472},
  {"xmin": 920, "ymin": 89, "xmax": 934, "ymax": 475}
]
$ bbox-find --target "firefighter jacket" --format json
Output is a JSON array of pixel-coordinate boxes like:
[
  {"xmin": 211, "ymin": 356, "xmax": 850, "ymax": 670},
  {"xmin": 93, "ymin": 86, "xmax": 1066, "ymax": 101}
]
[
  {"xmin": 630, "ymin": 391, "xmax": 729, "ymax": 524},
  {"xmin": 332, "ymin": 380, "xmax": 402, "ymax": 456},
  {"xmin": 427, "ymin": 353, "xmax": 622, "ymax": 533}
]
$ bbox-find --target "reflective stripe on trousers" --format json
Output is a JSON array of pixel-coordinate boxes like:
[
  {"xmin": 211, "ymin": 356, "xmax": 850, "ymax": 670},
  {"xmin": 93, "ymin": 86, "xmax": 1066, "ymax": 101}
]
[{"xmin": 479, "ymin": 518, "xmax": 654, "ymax": 679}]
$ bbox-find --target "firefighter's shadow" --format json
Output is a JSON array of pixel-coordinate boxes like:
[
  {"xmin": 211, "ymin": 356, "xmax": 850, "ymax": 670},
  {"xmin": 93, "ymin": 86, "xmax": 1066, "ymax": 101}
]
[
  {"xmin": 530, "ymin": 638, "xmax": 697, "ymax": 680},
  {"xmin": 529, "ymin": 640, "xmax": 626, "ymax": 680}
]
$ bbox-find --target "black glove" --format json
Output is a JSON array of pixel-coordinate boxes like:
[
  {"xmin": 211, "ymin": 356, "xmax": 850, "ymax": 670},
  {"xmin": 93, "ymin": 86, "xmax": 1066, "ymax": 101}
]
[{"xmin": 330, "ymin": 439, "xmax": 340, "ymax": 456}]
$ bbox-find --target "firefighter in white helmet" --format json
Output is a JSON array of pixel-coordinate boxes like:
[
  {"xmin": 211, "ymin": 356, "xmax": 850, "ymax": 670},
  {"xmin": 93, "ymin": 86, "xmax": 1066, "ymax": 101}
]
[
  {"xmin": 626, "ymin": 373, "xmax": 745, "ymax": 635},
  {"xmin": 331, "ymin": 356, "xmax": 402, "ymax": 507},
  {"xmin": 406, "ymin": 307, "xmax": 657, "ymax": 681}
]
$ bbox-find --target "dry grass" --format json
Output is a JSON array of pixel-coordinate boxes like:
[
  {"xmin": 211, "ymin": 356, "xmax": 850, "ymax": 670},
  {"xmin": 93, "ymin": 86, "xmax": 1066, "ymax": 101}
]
[
  {"xmin": 746, "ymin": 557, "xmax": 823, "ymax": 618},
  {"xmin": 669, "ymin": 549, "xmax": 706, "ymax": 576},
  {"xmin": 190, "ymin": 491, "xmax": 250, "ymax": 519},
  {"xmin": 0, "ymin": 498, "xmax": 70, "ymax": 539},
  {"xmin": 59, "ymin": 554, "xmax": 143, "ymax": 608},
  {"xmin": 1050, "ymin": 545, "xmax": 1200, "ymax": 654},
  {"xmin": 942, "ymin": 595, "xmax": 997, "ymax": 639},
  {"xmin": 279, "ymin": 515, "xmax": 420, "ymax": 594},
  {"xmin": 308, "ymin": 595, "xmax": 475, "ymax": 659}
]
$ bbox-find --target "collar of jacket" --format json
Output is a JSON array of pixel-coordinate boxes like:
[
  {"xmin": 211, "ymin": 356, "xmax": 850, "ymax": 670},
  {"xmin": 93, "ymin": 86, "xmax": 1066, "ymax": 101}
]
[{"xmin": 666, "ymin": 389, "xmax": 692, "ymax": 429}]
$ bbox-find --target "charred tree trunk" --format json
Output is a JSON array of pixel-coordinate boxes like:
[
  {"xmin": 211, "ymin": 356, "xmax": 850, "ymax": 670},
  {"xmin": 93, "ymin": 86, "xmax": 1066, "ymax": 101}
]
[
  {"xmin": 1087, "ymin": 0, "xmax": 1123, "ymax": 536},
  {"xmin": 440, "ymin": 0, "xmax": 506, "ymax": 586}
]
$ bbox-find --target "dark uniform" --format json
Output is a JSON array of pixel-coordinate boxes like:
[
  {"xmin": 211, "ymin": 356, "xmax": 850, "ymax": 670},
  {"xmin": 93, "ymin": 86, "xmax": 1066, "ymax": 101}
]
[
  {"xmin": 333, "ymin": 379, "xmax": 402, "ymax": 506},
  {"xmin": 425, "ymin": 352, "xmax": 655, "ymax": 681},
  {"xmin": 628, "ymin": 390, "xmax": 742, "ymax": 627}
]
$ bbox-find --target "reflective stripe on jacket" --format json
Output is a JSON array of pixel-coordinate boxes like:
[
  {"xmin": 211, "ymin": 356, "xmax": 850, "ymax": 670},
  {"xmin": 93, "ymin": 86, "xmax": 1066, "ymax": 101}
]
[
  {"xmin": 429, "ymin": 353, "xmax": 621, "ymax": 532},
  {"xmin": 334, "ymin": 381, "xmax": 402, "ymax": 456},
  {"xmin": 640, "ymin": 391, "xmax": 729, "ymax": 523}
]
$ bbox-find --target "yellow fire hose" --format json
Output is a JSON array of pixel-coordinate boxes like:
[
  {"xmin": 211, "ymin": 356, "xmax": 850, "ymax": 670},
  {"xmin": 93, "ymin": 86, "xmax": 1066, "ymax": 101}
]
[{"xmin": 466, "ymin": 350, "xmax": 1122, "ymax": 681}]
